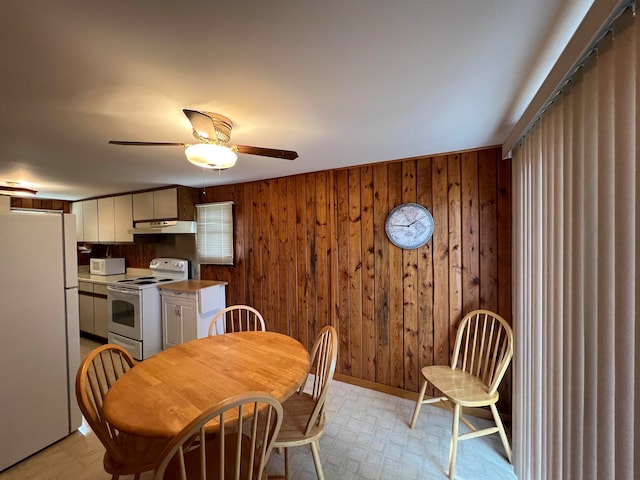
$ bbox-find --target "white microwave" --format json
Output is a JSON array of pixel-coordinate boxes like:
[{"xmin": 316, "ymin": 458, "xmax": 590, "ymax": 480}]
[{"xmin": 90, "ymin": 258, "xmax": 126, "ymax": 276}]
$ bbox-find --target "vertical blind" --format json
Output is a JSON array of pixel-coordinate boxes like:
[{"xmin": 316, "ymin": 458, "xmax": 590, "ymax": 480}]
[
  {"xmin": 196, "ymin": 201, "xmax": 234, "ymax": 265},
  {"xmin": 511, "ymin": 7, "xmax": 638, "ymax": 480}
]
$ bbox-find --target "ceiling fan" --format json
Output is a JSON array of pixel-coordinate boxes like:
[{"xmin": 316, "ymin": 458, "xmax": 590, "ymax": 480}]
[{"xmin": 109, "ymin": 109, "xmax": 298, "ymax": 169}]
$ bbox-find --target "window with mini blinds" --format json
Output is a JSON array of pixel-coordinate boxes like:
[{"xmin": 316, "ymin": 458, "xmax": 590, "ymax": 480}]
[{"xmin": 196, "ymin": 201, "xmax": 234, "ymax": 265}]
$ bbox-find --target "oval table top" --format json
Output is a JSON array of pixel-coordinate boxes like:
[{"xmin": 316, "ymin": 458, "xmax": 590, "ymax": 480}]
[{"xmin": 103, "ymin": 331, "xmax": 310, "ymax": 438}]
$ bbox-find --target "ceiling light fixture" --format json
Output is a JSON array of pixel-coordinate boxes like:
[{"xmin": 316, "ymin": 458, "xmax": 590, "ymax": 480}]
[
  {"xmin": 184, "ymin": 144, "xmax": 237, "ymax": 170},
  {"xmin": 0, "ymin": 182, "xmax": 38, "ymax": 197}
]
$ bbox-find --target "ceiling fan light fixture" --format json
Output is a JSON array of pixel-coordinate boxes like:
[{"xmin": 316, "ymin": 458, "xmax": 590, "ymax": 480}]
[
  {"xmin": 185, "ymin": 143, "xmax": 237, "ymax": 169},
  {"xmin": 0, "ymin": 182, "xmax": 38, "ymax": 197}
]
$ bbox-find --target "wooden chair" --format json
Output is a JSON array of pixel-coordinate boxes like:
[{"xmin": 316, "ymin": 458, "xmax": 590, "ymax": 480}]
[
  {"xmin": 75, "ymin": 344, "xmax": 168, "ymax": 480},
  {"xmin": 208, "ymin": 304, "xmax": 266, "ymax": 335},
  {"xmin": 152, "ymin": 392, "xmax": 283, "ymax": 480},
  {"xmin": 271, "ymin": 325, "xmax": 338, "ymax": 480},
  {"xmin": 409, "ymin": 309, "xmax": 514, "ymax": 479}
]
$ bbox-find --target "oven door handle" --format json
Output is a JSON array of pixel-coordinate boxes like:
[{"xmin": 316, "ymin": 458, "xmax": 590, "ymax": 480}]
[{"xmin": 107, "ymin": 285, "xmax": 140, "ymax": 295}]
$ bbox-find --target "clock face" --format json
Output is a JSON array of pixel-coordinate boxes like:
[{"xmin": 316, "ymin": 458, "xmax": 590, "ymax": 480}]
[{"xmin": 385, "ymin": 203, "xmax": 434, "ymax": 249}]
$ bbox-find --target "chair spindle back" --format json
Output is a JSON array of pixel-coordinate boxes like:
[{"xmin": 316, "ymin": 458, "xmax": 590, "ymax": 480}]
[
  {"xmin": 153, "ymin": 392, "xmax": 283, "ymax": 480},
  {"xmin": 75, "ymin": 344, "xmax": 135, "ymax": 464},
  {"xmin": 303, "ymin": 325, "xmax": 338, "ymax": 435},
  {"xmin": 208, "ymin": 305, "xmax": 266, "ymax": 336},
  {"xmin": 451, "ymin": 310, "xmax": 513, "ymax": 395}
]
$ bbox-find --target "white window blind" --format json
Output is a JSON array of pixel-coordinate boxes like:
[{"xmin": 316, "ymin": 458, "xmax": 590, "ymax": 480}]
[{"xmin": 196, "ymin": 201, "xmax": 234, "ymax": 265}]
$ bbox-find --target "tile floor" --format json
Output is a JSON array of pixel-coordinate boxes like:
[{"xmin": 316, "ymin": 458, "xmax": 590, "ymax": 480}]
[
  {"xmin": 269, "ymin": 378, "xmax": 516, "ymax": 480},
  {"xmin": 0, "ymin": 337, "xmax": 516, "ymax": 480}
]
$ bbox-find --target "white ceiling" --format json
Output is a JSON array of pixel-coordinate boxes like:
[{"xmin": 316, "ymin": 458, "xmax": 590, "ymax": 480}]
[{"xmin": 0, "ymin": 1, "xmax": 593, "ymax": 201}]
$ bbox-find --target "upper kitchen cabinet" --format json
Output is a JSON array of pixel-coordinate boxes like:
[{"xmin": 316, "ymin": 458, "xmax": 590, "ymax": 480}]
[
  {"xmin": 82, "ymin": 199, "xmax": 99, "ymax": 243},
  {"xmin": 132, "ymin": 186, "xmax": 197, "ymax": 222},
  {"xmin": 132, "ymin": 191, "xmax": 154, "ymax": 220},
  {"xmin": 71, "ymin": 202, "xmax": 84, "ymax": 242},
  {"xmin": 97, "ymin": 197, "xmax": 115, "ymax": 242},
  {"xmin": 73, "ymin": 194, "xmax": 133, "ymax": 244},
  {"xmin": 72, "ymin": 186, "xmax": 196, "ymax": 243},
  {"xmin": 72, "ymin": 199, "xmax": 98, "ymax": 243},
  {"xmin": 113, "ymin": 194, "xmax": 133, "ymax": 242},
  {"xmin": 98, "ymin": 195, "xmax": 134, "ymax": 243}
]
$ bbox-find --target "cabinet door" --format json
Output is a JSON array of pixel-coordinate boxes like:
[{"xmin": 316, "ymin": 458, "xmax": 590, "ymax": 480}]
[
  {"xmin": 163, "ymin": 299, "xmax": 184, "ymax": 349},
  {"xmin": 93, "ymin": 284, "xmax": 109, "ymax": 338},
  {"xmin": 179, "ymin": 302, "xmax": 197, "ymax": 342},
  {"xmin": 71, "ymin": 202, "xmax": 84, "ymax": 242},
  {"xmin": 93, "ymin": 297, "xmax": 108, "ymax": 338},
  {"xmin": 133, "ymin": 191, "xmax": 154, "ymax": 221},
  {"xmin": 114, "ymin": 194, "xmax": 133, "ymax": 242},
  {"xmin": 82, "ymin": 199, "xmax": 99, "ymax": 243},
  {"xmin": 98, "ymin": 197, "xmax": 115, "ymax": 243},
  {"xmin": 153, "ymin": 188, "xmax": 178, "ymax": 219},
  {"xmin": 198, "ymin": 285, "xmax": 227, "ymax": 314},
  {"xmin": 79, "ymin": 292, "xmax": 94, "ymax": 333}
]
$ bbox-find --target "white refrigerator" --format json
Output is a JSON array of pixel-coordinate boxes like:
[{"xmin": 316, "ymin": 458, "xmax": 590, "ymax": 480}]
[{"xmin": 0, "ymin": 212, "xmax": 82, "ymax": 471}]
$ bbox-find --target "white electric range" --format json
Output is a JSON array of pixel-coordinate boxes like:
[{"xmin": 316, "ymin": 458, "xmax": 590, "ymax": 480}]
[{"xmin": 107, "ymin": 258, "xmax": 188, "ymax": 360}]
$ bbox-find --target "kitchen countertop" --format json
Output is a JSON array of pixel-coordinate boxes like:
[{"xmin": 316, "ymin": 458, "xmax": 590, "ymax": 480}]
[
  {"xmin": 77, "ymin": 267, "xmax": 153, "ymax": 285},
  {"xmin": 157, "ymin": 279, "xmax": 228, "ymax": 292}
]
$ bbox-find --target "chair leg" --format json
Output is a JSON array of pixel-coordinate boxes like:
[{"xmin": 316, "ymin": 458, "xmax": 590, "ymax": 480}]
[
  {"xmin": 490, "ymin": 404, "xmax": 512, "ymax": 463},
  {"xmin": 448, "ymin": 403, "xmax": 461, "ymax": 480},
  {"xmin": 409, "ymin": 378, "xmax": 429, "ymax": 429},
  {"xmin": 283, "ymin": 447, "xmax": 290, "ymax": 480},
  {"xmin": 310, "ymin": 440, "xmax": 325, "ymax": 480}
]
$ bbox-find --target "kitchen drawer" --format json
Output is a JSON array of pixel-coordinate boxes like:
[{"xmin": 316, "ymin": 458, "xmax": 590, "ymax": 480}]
[
  {"xmin": 94, "ymin": 284, "xmax": 109, "ymax": 296},
  {"xmin": 108, "ymin": 332, "xmax": 143, "ymax": 361},
  {"xmin": 79, "ymin": 281, "xmax": 93, "ymax": 293},
  {"xmin": 161, "ymin": 289, "xmax": 197, "ymax": 300}
]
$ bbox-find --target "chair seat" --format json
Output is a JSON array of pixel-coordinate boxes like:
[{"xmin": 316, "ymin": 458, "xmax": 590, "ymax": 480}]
[
  {"xmin": 422, "ymin": 365, "xmax": 499, "ymax": 407},
  {"xmin": 274, "ymin": 392, "xmax": 325, "ymax": 446},
  {"xmin": 104, "ymin": 433, "xmax": 170, "ymax": 475}
]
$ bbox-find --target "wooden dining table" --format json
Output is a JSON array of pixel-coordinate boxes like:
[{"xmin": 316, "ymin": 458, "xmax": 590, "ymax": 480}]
[{"xmin": 103, "ymin": 331, "xmax": 310, "ymax": 438}]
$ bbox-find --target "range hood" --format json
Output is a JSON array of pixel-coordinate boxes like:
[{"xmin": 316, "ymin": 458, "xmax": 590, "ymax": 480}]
[{"xmin": 128, "ymin": 220, "xmax": 196, "ymax": 235}]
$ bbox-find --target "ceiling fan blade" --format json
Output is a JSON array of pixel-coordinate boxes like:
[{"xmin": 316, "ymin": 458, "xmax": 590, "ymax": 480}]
[
  {"xmin": 183, "ymin": 109, "xmax": 217, "ymax": 140},
  {"xmin": 109, "ymin": 141, "xmax": 187, "ymax": 146},
  {"xmin": 235, "ymin": 145, "xmax": 298, "ymax": 160}
]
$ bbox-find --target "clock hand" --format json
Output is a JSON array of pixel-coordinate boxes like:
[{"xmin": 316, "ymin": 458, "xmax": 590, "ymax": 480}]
[
  {"xmin": 405, "ymin": 215, "xmax": 427, "ymax": 227},
  {"xmin": 391, "ymin": 215, "xmax": 426, "ymax": 227},
  {"xmin": 390, "ymin": 215, "xmax": 427, "ymax": 228}
]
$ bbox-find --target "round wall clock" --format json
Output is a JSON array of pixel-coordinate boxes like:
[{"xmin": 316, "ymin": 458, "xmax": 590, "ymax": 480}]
[{"xmin": 385, "ymin": 203, "xmax": 434, "ymax": 249}]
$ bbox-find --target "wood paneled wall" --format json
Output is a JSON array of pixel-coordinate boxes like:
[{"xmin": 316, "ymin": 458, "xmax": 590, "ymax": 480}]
[
  {"xmin": 81, "ymin": 236, "xmax": 158, "ymax": 268},
  {"xmin": 7, "ymin": 148, "xmax": 512, "ymax": 405},
  {"xmin": 200, "ymin": 146, "xmax": 512, "ymax": 407},
  {"xmin": 10, "ymin": 197, "xmax": 71, "ymax": 212}
]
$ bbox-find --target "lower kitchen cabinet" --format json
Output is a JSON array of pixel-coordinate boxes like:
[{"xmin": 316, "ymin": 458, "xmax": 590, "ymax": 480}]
[
  {"xmin": 79, "ymin": 282, "xmax": 94, "ymax": 332},
  {"xmin": 93, "ymin": 286, "xmax": 109, "ymax": 338},
  {"xmin": 160, "ymin": 281, "xmax": 227, "ymax": 349},
  {"xmin": 79, "ymin": 281, "xmax": 109, "ymax": 338},
  {"xmin": 162, "ymin": 295, "xmax": 197, "ymax": 349}
]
